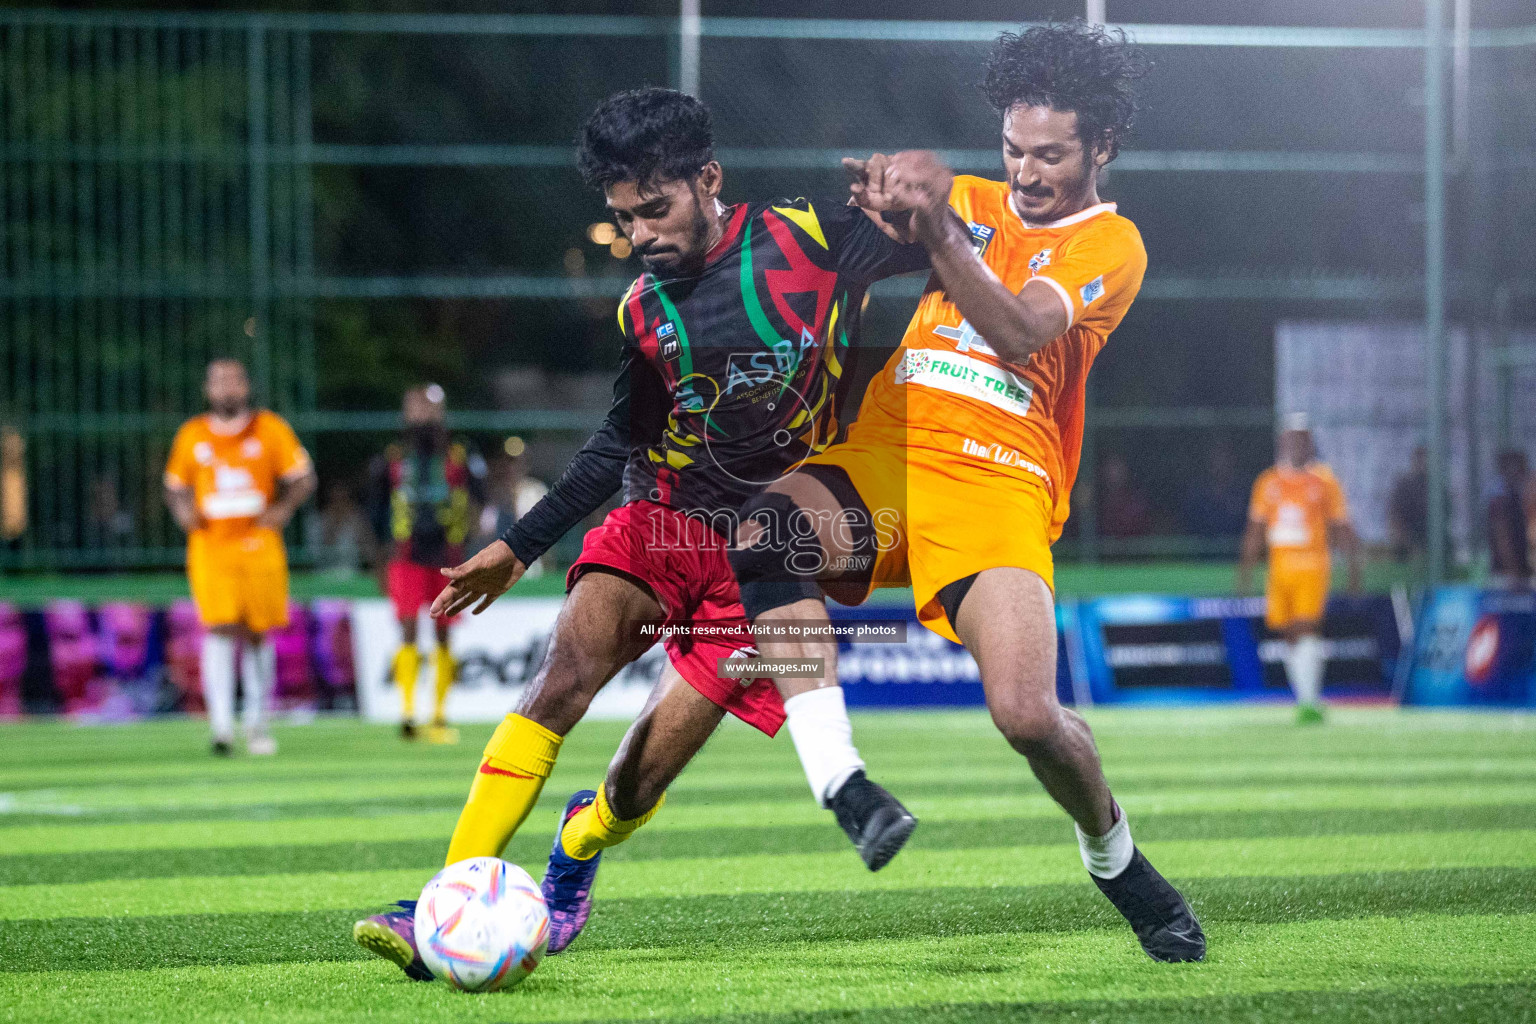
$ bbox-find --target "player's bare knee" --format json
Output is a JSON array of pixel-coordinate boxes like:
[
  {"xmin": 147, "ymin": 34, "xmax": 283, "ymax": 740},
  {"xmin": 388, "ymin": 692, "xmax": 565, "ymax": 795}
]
[{"xmin": 990, "ymin": 695, "xmax": 1066, "ymax": 754}]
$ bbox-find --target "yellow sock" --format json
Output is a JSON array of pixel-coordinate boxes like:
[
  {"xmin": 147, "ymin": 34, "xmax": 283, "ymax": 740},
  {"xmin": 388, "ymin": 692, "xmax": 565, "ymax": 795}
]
[
  {"xmin": 392, "ymin": 645, "xmax": 421, "ymax": 723},
  {"xmin": 560, "ymin": 782, "xmax": 665, "ymax": 861},
  {"xmin": 431, "ymin": 645, "xmax": 455, "ymax": 726},
  {"xmin": 444, "ymin": 713, "xmax": 562, "ymax": 865}
]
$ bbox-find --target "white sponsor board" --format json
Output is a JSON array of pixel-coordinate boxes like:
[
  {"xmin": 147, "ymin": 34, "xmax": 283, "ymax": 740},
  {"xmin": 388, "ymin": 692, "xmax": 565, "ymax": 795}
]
[
  {"xmin": 350, "ymin": 598, "xmax": 663, "ymax": 724},
  {"xmin": 1276, "ymin": 322, "xmax": 1536, "ymax": 551}
]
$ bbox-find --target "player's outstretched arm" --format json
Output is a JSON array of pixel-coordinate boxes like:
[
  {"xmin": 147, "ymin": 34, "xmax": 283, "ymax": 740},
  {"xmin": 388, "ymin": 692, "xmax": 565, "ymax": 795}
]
[
  {"xmin": 849, "ymin": 150, "xmax": 1067, "ymax": 364},
  {"xmin": 257, "ymin": 467, "xmax": 317, "ymax": 532},
  {"xmin": 431, "ymin": 540, "xmax": 527, "ymax": 618},
  {"xmin": 164, "ymin": 484, "xmax": 203, "ymax": 535},
  {"xmin": 1237, "ymin": 519, "xmax": 1265, "ymax": 595},
  {"xmin": 1330, "ymin": 520, "xmax": 1364, "ymax": 595},
  {"xmin": 429, "ymin": 346, "xmax": 666, "ymax": 618}
]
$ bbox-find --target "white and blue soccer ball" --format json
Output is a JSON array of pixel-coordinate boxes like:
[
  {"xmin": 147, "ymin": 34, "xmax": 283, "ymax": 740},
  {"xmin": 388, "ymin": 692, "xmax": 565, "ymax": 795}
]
[{"xmin": 415, "ymin": 856, "xmax": 550, "ymax": 992}]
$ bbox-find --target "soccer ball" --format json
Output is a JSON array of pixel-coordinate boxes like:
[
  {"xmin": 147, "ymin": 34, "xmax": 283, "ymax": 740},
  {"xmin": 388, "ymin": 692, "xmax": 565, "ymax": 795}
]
[{"xmin": 415, "ymin": 856, "xmax": 550, "ymax": 992}]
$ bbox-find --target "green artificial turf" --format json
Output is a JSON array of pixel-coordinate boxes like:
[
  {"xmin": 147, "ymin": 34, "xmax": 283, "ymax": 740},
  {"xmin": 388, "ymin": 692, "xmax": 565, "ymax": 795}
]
[
  {"xmin": 0, "ymin": 709, "xmax": 1533, "ymax": 1023},
  {"xmin": 0, "ymin": 556, "xmax": 1431, "ymax": 605}
]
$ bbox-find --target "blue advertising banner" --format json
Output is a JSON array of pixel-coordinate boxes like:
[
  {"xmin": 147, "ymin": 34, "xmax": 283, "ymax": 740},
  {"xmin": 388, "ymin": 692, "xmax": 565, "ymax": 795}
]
[
  {"xmin": 1404, "ymin": 587, "xmax": 1536, "ymax": 707},
  {"xmin": 828, "ymin": 603, "xmax": 1074, "ymax": 708},
  {"xmin": 1074, "ymin": 594, "xmax": 1403, "ymax": 704},
  {"xmin": 824, "ymin": 594, "xmax": 1403, "ymax": 709}
]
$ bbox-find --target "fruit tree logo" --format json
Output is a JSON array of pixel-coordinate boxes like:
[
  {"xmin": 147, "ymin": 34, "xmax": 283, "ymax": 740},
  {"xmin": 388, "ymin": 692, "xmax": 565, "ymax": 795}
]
[{"xmin": 897, "ymin": 350, "xmax": 932, "ymax": 383}]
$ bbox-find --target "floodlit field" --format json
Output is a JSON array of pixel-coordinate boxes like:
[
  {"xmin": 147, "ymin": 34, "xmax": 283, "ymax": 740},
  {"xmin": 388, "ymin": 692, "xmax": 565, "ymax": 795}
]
[{"xmin": 1, "ymin": 708, "xmax": 1533, "ymax": 1023}]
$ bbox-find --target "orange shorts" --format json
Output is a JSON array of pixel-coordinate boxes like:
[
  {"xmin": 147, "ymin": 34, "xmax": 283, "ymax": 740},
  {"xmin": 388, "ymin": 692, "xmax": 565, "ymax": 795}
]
[
  {"xmin": 187, "ymin": 528, "xmax": 290, "ymax": 633},
  {"xmin": 1265, "ymin": 565, "xmax": 1329, "ymax": 630},
  {"xmin": 804, "ymin": 431, "xmax": 1055, "ymax": 644}
]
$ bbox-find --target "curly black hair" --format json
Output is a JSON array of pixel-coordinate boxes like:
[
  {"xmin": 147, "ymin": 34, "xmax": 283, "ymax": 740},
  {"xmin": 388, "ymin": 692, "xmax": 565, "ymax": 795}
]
[
  {"xmin": 982, "ymin": 20, "xmax": 1152, "ymax": 161},
  {"xmin": 575, "ymin": 87, "xmax": 715, "ymax": 193}
]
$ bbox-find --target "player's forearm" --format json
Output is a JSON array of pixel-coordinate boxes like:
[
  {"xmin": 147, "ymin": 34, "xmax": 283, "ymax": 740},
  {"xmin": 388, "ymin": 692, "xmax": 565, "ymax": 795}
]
[
  {"xmin": 289, "ymin": 470, "xmax": 318, "ymax": 509},
  {"xmin": 1237, "ymin": 524, "xmax": 1264, "ymax": 588},
  {"xmin": 914, "ymin": 209, "xmax": 1058, "ymax": 364},
  {"xmin": 1328, "ymin": 522, "xmax": 1363, "ymax": 584},
  {"xmin": 1235, "ymin": 560, "xmax": 1255, "ymax": 591},
  {"xmin": 164, "ymin": 487, "xmax": 201, "ymax": 534},
  {"xmin": 269, "ymin": 471, "xmax": 317, "ymax": 523},
  {"xmin": 502, "ymin": 474, "xmax": 620, "ymax": 564},
  {"xmin": 501, "ymin": 432, "xmax": 626, "ymax": 564}
]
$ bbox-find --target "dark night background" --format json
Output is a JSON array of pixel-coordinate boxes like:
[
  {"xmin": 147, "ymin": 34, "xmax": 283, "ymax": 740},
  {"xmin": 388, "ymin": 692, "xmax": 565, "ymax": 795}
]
[{"xmin": 6, "ymin": 0, "xmax": 1533, "ymax": 551}]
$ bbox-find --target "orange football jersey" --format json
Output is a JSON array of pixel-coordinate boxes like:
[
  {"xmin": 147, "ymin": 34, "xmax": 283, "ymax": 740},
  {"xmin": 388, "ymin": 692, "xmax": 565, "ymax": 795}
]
[
  {"xmin": 851, "ymin": 175, "xmax": 1147, "ymax": 538},
  {"xmin": 1248, "ymin": 462, "xmax": 1349, "ymax": 575},
  {"xmin": 164, "ymin": 411, "xmax": 311, "ymax": 543}
]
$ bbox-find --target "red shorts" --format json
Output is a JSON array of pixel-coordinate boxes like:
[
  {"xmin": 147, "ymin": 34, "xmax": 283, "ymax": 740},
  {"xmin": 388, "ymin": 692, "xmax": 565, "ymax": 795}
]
[
  {"xmin": 387, "ymin": 559, "xmax": 455, "ymax": 622},
  {"xmin": 568, "ymin": 500, "xmax": 785, "ymax": 736}
]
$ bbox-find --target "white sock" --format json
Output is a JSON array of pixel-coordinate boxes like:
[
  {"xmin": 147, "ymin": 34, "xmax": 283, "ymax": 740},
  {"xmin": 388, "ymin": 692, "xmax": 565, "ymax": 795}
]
[
  {"xmin": 240, "ymin": 639, "xmax": 276, "ymax": 737},
  {"xmin": 1282, "ymin": 643, "xmax": 1301, "ymax": 695},
  {"xmin": 1077, "ymin": 805, "xmax": 1135, "ymax": 879},
  {"xmin": 1289, "ymin": 634, "xmax": 1325, "ymax": 705},
  {"xmin": 783, "ymin": 686, "xmax": 865, "ymax": 808},
  {"xmin": 201, "ymin": 633, "xmax": 237, "ymax": 742}
]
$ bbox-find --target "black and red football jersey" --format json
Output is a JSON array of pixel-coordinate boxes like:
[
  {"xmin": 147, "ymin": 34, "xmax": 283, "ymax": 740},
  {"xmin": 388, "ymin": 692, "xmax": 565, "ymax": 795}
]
[{"xmin": 503, "ymin": 197, "xmax": 926, "ymax": 564}]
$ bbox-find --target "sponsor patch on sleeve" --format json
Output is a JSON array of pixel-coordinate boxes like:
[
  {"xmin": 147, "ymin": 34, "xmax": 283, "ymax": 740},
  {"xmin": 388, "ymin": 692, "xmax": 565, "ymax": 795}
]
[
  {"xmin": 1080, "ymin": 275, "xmax": 1106, "ymax": 307},
  {"xmin": 967, "ymin": 222, "xmax": 995, "ymax": 258},
  {"xmin": 656, "ymin": 321, "xmax": 680, "ymax": 359}
]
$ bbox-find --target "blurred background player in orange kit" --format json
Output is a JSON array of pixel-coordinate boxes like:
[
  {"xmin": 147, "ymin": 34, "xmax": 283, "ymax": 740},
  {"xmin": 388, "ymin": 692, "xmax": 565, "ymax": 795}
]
[
  {"xmin": 164, "ymin": 358, "xmax": 316, "ymax": 755},
  {"xmin": 1239, "ymin": 414, "xmax": 1362, "ymax": 724},
  {"xmin": 367, "ymin": 385, "xmax": 485, "ymax": 743}
]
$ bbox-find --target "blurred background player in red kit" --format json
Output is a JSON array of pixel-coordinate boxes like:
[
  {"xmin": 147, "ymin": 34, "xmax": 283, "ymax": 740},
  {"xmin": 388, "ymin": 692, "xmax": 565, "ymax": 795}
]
[{"xmin": 368, "ymin": 385, "xmax": 486, "ymax": 742}]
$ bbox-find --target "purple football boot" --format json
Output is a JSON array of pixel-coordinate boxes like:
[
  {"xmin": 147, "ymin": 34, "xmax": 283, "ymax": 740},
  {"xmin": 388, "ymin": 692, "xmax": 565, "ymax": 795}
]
[
  {"xmin": 542, "ymin": 790, "xmax": 601, "ymax": 954},
  {"xmin": 352, "ymin": 899, "xmax": 434, "ymax": 981}
]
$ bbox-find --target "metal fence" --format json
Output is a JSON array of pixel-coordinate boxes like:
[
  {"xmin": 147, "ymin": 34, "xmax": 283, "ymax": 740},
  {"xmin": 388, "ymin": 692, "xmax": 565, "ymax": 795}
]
[{"xmin": 1, "ymin": 8, "xmax": 1532, "ymax": 573}]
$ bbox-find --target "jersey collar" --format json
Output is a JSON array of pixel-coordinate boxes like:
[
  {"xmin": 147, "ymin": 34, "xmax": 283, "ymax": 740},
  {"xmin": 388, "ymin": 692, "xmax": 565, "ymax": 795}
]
[
  {"xmin": 204, "ymin": 410, "xmax": 254, "ymax": 436},
  {"xmin": 1008, "ymin": 194, "xmax": 1117, "ymax": 230},
  {"xmin": 703, "ymin": 201, "xmax": 748, "ymax": 264}
]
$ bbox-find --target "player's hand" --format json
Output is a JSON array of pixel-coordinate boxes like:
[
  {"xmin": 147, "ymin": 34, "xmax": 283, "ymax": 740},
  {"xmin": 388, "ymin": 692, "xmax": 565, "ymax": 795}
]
[
  {"xmin": 254, "ymin": 508, "xmax": 289, "ymax": 531},
  {"xmin": 845, "ymin": 154, "xmax": 922, "ymax": 243},
  {"xmin": 431, "ymin": 540, "xmax": 526, "ymax": 618},
  {"xmin": 848, "ymin": 151, "xmax": 952, "ymax": 218},
  {"xmin": 884, "ymin": 147, "xmax": 952, "ymax": 219},
  {"xmin": 844, "ymin": 153, "xmax": 897, "ymax": 212}
]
